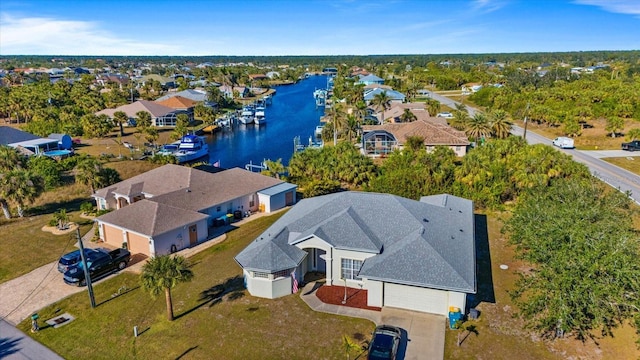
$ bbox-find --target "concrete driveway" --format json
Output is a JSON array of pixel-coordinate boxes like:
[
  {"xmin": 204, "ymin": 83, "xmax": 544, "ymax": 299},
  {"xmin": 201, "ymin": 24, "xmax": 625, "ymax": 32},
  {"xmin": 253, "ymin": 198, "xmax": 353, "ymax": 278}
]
[{"xmin": 381, "ymin": 307, "xmax": 445, "ymax": 360}]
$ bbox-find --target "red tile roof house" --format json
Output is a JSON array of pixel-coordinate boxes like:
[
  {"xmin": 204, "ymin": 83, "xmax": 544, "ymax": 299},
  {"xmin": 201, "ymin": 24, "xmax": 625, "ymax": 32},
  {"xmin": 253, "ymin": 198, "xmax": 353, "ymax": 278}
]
[
  {"xmin": 95, "ymin": 100, "xmax": 180, "ymax": 127},
  {"xmin": 155, "ymin": 96, "xmax": 197, "ymax": 122},
  {"xmin": 92, "ymin": 165, "xmax": 297, "ymax": 257}
]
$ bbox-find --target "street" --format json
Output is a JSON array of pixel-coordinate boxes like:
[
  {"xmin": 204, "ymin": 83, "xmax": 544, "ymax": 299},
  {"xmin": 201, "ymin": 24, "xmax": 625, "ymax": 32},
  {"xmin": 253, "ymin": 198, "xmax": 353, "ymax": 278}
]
[{"xmin": 426, "ymin": 90, "xmax": 640, "ymax": 204}]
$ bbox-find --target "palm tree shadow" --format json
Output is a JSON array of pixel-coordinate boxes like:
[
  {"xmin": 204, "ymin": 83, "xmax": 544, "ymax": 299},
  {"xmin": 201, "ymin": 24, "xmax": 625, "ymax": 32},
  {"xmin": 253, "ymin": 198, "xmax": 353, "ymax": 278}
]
[
  {"xmin": 174, "ymin": 275, "xmax": 244, "ymax": 320},
  {"xmin": 0, "ymin": 337, "xmax": 21, "ymax": 358}
]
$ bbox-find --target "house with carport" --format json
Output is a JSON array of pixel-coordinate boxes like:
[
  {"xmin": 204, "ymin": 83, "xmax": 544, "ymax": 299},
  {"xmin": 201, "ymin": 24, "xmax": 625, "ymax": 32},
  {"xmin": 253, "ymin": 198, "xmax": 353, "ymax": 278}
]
[
  {"xmin": 93, "ymin": 165, "xmax": 297, "ymax": 257},
  {"xmin": 235, "ymin": 191, "xmax": 476, "ymax": 317}
]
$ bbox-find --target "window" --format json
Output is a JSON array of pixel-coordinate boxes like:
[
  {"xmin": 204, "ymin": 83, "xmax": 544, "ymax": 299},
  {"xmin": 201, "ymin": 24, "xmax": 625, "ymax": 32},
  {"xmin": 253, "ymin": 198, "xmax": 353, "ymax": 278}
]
[
  {"xmin": 273, "ymin": 269, "xmax": 290, "ymax": 279},
  {"xmin": 216, "ymin": 206, "xmax": 221, "ymax": 212},
  {"xmin": 253, "ymin": 271, "xmax": 269, "ymax": 279},
  {"xmin": 341, "ymin": 259, "xmax": 362, "ymax": 280}
]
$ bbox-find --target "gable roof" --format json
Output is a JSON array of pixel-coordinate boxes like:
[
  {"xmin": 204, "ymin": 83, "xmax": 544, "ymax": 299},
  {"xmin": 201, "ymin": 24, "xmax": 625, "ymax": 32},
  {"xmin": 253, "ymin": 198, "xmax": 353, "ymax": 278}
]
[
  {"xmin": 97, "ymin": 199, "xmax": 208, "ymax": 237},
  {"xmin": 93, "ymin": 164, "xmax": 196, "ymax": 200},
  {"xmin": 363, "ymin": 88, "xmax": 406, "ymax": 102},
  {"xmin": 0, "ymin": 126, "xmax": 40, "ymax": 145},
  {"xmin": 235, "ymin": 192, "xmax": 476, "ymax": 293},
  {"xmin": 96, "ymin": 100, "xmax": 176, "ymax": 118},
  {"xmin": 362, "ymin": 119, "xmax": 470, "ymax": 146}
]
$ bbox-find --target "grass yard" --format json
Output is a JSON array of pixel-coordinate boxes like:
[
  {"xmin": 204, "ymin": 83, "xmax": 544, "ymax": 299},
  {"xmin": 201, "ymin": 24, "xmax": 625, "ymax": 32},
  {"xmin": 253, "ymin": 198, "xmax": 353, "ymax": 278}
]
[
  {"xmin": 444, "ymin": 213, "xmax": 640, "ymax": 360},
  {"xmin": 604, "ymin": 156, "xmax": 640, "ymax": 176},
  {"xmin": 0, "ymin": 211, "xmax": 93, "ymax": 283},
  {"xmin": 19, "ymin": 213, "xmax": 375, "ymax": 360}
]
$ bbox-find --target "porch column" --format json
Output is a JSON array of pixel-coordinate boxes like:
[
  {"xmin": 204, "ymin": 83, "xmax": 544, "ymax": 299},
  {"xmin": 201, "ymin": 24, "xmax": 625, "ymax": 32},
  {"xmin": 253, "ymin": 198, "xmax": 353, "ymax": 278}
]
[{"xmin": 326, "ymin": 248, "xmax": 333, "ymax": 286}]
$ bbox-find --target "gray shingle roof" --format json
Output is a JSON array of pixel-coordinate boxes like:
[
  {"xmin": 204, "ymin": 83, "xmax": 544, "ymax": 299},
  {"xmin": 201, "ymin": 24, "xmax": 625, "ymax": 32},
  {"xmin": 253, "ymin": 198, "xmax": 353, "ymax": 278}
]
[
  {"xmin": 235, "ymin": 192, "xmax": 476, "ymax": 293},
  {"xmin": 0, "ymin": 126, "xmax": 40, "ymax": 145}
]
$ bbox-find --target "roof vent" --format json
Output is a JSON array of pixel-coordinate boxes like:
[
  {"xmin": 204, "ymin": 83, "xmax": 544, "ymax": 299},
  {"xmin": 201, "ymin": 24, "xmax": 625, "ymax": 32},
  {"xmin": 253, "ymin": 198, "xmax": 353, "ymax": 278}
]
[
  {"xmin": 423, "ymin": 218, "xmax": 429, "ymax": 222},
  {"xmin": 186, "ymin": 189, "xmax": 191, "ymax": 192},
  {"xmin": 441, "ymin": 194, "xmax": 448, "ymax": 206}
]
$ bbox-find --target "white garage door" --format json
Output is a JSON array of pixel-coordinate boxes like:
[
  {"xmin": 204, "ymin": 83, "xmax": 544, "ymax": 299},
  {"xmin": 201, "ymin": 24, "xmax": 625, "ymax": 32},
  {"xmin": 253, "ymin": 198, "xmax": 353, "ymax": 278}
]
[{"xmin": 384, "ymin": 283, "xmax": 448, "ymax": 315}]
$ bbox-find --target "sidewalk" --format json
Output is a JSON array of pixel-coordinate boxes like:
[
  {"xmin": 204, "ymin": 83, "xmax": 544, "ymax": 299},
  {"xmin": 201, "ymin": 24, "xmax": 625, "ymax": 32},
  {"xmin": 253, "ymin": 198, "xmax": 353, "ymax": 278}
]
[{"xmin": 298, "ymin": 282, "xmax": 382, "ymax": 324}]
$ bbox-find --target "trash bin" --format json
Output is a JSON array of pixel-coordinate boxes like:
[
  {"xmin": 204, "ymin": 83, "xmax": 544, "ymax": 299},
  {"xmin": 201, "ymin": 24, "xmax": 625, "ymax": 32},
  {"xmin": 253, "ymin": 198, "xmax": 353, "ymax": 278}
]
[
  {"xmin": 234, "ymin": 210, "xmax": 243, "ymax": 220},
  {"xmin": 448, "ymin": 307, "xmax": 463, "ymax": 329}
]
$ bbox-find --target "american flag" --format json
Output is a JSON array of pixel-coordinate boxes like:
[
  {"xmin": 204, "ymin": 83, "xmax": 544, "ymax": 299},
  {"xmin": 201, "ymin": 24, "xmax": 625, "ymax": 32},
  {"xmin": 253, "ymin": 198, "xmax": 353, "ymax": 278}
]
[{"xmin": 292, "ymin": 271, "xmax": 299, "ymax": 293}]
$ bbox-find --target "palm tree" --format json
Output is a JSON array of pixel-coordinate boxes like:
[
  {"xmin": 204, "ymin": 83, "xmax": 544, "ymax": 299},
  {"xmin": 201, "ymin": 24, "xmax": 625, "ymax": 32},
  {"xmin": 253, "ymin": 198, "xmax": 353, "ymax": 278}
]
[
  {"xmin": 141, "ymin": 255, "xmax": 194, "ymax": 321},
  {"xmin": 489, "ymin": 109, "xmax": 513, "ymax": 139},
  {"xmin": 371, "ymin": 91, "xmax": 392, "ymax": 124},
  {"xmin": 75, "ymin": 156, "xmax": 103, "ymax": 194},
  {"xmin": 136, "ymin": 111, "xmax": 152, "ymax": 129},
  {"xmin": 466, "ymin": 113, "xmax": 491, "ymax": 144},
  {"xmin": 113, "ymin": 111, "xmax": 128, "ymax": 136},
  {"xmin": 0, "ymin": 146, "xmax": 26, "ymax": 219},
  {"xmin": 0, "ymin": 169, "xmax": 44, "ymax": 217},
  {"xmin": 341, "ymin": 335, "xmax": 361, "ymax": 360},
  {"xmin": 399, "ymin": 109, "xmax": 417, "ymax": 123},
  {"xmin": 625, "ymin": 128, "xmax": 640, "ymax": 141}
]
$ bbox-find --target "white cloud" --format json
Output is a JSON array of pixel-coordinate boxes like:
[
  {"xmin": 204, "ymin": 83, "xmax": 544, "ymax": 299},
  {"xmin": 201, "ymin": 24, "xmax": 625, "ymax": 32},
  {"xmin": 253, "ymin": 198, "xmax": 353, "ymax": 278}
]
[
  {"xmin": 0, "ymin": 13, "xmax": 181, "ymax": 55},
  {"xmin": 574, "ymin": 0, "xmax": 640, "ymax": 17},
  {"xmin": 472, "ymin": 0, "xmax": 508, "ymax": 14}
]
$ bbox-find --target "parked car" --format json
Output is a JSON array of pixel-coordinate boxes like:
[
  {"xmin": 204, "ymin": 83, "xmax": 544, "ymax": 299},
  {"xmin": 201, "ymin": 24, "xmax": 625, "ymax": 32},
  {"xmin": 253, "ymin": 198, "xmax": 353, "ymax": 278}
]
[
  {"xmin": 63, "ymin": 248, "xmax": 131, "ymax": 286},
  {"xmin": 436, "ymin": 112, "xmax": 454, "ymax": 118},
  {"xmin": 621, "ymin": 140, "xmax": 640, "ymax": 151},
  {"xmin": 367, "ymin": 325, "xmax": 402, "ymax": 360},
  {"xmin": 58, "ymin": 248, "xmax": 98, "ymax": 273},
  {"xmin": 552, "ymin": 136, "xmax": 575, "ymax": 149}
]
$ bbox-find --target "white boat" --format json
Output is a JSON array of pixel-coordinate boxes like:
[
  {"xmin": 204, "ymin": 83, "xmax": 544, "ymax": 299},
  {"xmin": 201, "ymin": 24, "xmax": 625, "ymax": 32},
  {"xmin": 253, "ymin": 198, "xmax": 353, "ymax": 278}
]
[
  {"xmin": 173, "ymin": 134, "xmax": 209, "ymax": 163},
  {"xmin": 239, "ymin": 105, "xmax": 255, "ymax": 125},
  {"xmin": 157, "ymin": 140, "xmax": 180, "ymax": 156},
  {"xmin": 313, "ymin": 89, "xmax": 327, "ymax": 106},
  {"xmin": 254, "ymin": 105, "xmax": 266, "ymax": 125},
  {"xmin": 315, "ymin": 125, "xmax": 324, "ymax": 138}
]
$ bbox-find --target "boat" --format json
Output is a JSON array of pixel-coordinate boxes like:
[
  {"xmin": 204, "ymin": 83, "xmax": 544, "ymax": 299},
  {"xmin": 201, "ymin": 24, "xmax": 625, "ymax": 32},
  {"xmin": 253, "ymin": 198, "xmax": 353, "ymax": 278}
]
[
  {"xmin": 239, "ymin": 104, "xmax": 255, "ymax": 125},
  {"xmin": 315, "ymin": 125, "xmax": 324, "ymax": 138},
  {"xmin": 157, "ymin": 140, "xmax": 180, "ymax": 156},
  {"xmin": 173, "ymin": 134, "xmax": 209, "ymax": 163},
  {"xmin": 254, "ymin": 104, "xmax": 266, "ymax": 125},
  {"xmin": 313, "ymin": 89, "xmax": 327, "ymax": 107}
]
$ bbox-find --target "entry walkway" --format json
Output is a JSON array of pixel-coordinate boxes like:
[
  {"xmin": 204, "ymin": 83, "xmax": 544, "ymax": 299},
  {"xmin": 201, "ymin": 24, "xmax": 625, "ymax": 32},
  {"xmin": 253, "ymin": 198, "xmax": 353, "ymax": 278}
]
[{"xmin": 299, "ymin": 282, "xmax": 445, "ymax": 360}]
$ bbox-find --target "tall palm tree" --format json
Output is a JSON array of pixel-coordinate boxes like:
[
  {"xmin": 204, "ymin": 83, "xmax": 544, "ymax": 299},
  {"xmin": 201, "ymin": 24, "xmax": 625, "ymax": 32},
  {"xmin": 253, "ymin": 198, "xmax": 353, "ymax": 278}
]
[
  {"xmin": 371, "ymin": 91, "xmax": 392, "ymax": 124},
  {"xmin": 399, "ymin": 109, "xmax": 417, "ymax": 123},
  {"xmin": 113, "ymin": 111, "xmax": 128, "ymax": 136},
  {"xmin": 0, "ymin": 146, "xmax": 26, "ymax": 219},
  {"xmin": 141, "ymin": 255, "xmax": 194, "ymax": 321},
  {"xmin": 136, "ymin": 111, "xmax": 152, "ymax": 129},
  {"xmin": 75, "ymin": 156, "xmax": 103, "ymax": 194},
  {"xmin": 489, "ymin": 109, "xmax": 513, "ymax": 139},
  {"xmin": 0, "ymin": 169, "xmax": 44, "ymax": 217},
  {"xmin": 466, "ymin": 113, "xmax": 491, "ymax": 144}
]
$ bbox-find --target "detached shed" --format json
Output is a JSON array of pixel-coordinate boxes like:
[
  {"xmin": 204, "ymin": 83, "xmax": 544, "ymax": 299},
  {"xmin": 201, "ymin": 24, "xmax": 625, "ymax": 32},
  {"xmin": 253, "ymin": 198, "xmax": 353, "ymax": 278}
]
[
  {"xmin": 48, "ymin": 134, "xmax": 72, "ymax": 150},
  {"xmin": 257, "ymin": 183, "xmax": 297, "ymax": 213}
]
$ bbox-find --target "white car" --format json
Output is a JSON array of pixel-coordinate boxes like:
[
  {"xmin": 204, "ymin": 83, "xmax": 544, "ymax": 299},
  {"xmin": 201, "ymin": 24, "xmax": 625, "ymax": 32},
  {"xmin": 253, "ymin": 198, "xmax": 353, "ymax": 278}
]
[
  {"xmin": 552, "ymin": 137, "xmax": 575, "ymax": 149},
  {"xmin": 436, "ymin": 112, "xmax": 454, "ymax": 119}
]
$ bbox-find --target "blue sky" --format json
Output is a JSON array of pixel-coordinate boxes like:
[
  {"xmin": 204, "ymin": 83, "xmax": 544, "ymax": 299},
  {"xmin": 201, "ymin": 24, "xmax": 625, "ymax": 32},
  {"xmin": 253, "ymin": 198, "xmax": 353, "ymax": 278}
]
[{"xmin": 1, "ymin": 0, "xmax": 638, "ymax": 56}]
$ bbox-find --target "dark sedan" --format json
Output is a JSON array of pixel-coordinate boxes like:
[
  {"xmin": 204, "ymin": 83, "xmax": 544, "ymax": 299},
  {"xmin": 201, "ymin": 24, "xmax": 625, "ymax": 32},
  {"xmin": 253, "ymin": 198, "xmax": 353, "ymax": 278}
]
[{"xmin": 367, "ymin": 325, "xmax": 402, "ymax": 360}]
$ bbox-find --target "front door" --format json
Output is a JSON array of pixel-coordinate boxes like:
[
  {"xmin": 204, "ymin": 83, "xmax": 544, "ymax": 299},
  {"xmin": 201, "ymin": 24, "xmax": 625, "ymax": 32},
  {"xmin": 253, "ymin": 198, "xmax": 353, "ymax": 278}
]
[{"xmin": 189, "ymin": 225, "xmax": 197, "ymax": 246}]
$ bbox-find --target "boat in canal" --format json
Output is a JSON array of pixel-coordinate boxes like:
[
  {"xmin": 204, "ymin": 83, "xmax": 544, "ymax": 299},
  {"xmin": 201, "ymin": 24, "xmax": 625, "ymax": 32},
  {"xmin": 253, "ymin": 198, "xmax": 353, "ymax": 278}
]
[
  {"xmin": 239, "ymin": 104, "xmax": 255, "ymax": 124},
  {"xmin": 173, "ymin": 134, "xmax": 209, "ymax": 163},
  {"xmin": 254, "ymin": 104, "xmax": 266, "ymax": 125},
  {"xmin": 157, "ymin": 140, "xmax": 180, "ymax": 156}
]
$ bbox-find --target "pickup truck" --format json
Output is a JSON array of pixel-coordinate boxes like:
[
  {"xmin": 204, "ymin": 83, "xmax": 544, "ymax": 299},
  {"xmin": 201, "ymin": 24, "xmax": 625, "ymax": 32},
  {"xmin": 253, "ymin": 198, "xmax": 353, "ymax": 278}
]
[
  {"xmin": 63, "ymin": 248, "xmax": 131, "ymax": 286},
  {"xmin": 621, "ymin": 140, "xmax": 640, "ymax": 151},
  {"xmin": 58, "ymin": 248, "xmax": 96, "ymax": 273}
]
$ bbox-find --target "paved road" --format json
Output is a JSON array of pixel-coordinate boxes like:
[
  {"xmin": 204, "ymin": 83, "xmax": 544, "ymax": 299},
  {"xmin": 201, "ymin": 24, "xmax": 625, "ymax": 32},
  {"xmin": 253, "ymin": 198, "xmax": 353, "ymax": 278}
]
[{"xmin": 426, "ymin": 90, "xmax": 640, "ymax": 204}]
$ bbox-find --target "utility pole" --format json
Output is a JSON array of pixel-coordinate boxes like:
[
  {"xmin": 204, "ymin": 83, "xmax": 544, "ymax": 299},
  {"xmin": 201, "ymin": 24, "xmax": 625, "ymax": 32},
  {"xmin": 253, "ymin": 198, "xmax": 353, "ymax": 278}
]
[
  {"xmin": 522, "ymin": 102, "xmax": 530, "ymax": 141},
  {"xmin": 76, "ymin": 228, "xmax": 96, "ymax": 308}
]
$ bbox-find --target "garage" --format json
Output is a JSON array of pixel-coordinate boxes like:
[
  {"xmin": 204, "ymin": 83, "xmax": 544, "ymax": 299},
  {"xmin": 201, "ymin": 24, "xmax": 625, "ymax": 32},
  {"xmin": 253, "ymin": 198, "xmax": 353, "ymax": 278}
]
[
  {"xmin": 127, "ymin": 232, "xmax": 151, "ymax": 257},
  {"xmin": 102, "ymin": 224, "xmax": 124, "ymax": 249},
  {"xmin": 384, "ymin": 283, "xmax": 449, "ymax": 316}
]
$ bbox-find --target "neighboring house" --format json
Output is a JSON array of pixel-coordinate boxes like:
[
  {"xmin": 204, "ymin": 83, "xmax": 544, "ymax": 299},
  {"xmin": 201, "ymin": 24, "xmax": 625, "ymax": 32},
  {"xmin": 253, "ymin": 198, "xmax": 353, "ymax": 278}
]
[
  {"xmin": 358, "ymin": 74, "xmax": 384, "ymax": 86},
  {"xmin": 0, "ymin": 126, "xmax": 71, "ymax": 156},
  {"xmin": 266, "ymin": 71, "xmax": 280, "ymax": 79},
  {"xmin": 235, "ymin": 191, "xmax": 476, "ymax": 317},
  {"xmin": 155, "ymin": 96, "xmax": 197, "ymax": 122},
  {"xmin": 93, "ymin": 165, "xmax": 297, "ymax": 257},
  {"xmin": 383, "ymin": 102, "xmax": 430, "ymax": 121},
  {"xmin": 96, "ymin": 73, "xmax": 130, "ymax": 88},
  {"xmin": 219, "ymin": 85, "xmax": 249, "ymax": 99},
  {"xmin": 156, "ymin": 89, "xmax": 208, "ymax": 102},
  {"xmin": 96, "ymin": 100, "xmax": 179, "ymax": 127},
  {"xmin": 361, "ymin": 119, "xmax": 470, "ymax": 157},
  {"xmin": 364, "ymin": 88, "xmax": 406, "ymax": 104},
  {"xmin": 140, "ymin": 74, "xmax": 176, "ymax": 89}
]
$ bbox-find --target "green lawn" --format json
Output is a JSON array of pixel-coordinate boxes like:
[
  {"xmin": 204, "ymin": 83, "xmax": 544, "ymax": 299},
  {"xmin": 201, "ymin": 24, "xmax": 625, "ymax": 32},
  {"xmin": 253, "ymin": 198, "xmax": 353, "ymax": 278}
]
[
  {"xmin": 0, "ymin": 212, "xmax": 93, "ymax": 283},
  {"xmin": 603, "ymin": 156, "xmax": 640, "ymax": 176},
  {"xmin": 19, "ymin": 213, "xmax": 374, "ymax": 359}
]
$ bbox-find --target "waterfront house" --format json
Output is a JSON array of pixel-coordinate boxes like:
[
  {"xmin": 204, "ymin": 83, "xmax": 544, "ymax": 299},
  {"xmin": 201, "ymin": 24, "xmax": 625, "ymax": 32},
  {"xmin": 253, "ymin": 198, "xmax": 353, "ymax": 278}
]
[
  {"xmin": 361, "ymin": 119, "xmax": 470, "ymax": 157},
  {"xmin": 358, "ymin": 74, "xmax": 384, "ymax": 86},
  {"xmin": 363, "ymin": 88, "xmax": 406, "ymax": 104},
  {"xmin": 93, "ymin": 165, "xmax": 297, "ymax": 257},
  {"xmin": 96, "ymin": 100, "xmax": 180, "ymax": 127},
  {"xmin": 235, "ymin": 191, "xmax": 476, "ymax": 317},
  {"xmin": 155, "ymin": 96, "xmax": 196, "ymax": 122}
]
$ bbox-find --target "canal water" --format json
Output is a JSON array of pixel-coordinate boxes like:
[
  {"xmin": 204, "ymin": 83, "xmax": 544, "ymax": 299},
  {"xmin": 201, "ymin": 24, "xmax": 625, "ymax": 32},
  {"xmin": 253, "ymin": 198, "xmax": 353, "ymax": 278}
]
[{"xmin": 205, "ymin": 75, "xmax": 327, "ymax": 169}]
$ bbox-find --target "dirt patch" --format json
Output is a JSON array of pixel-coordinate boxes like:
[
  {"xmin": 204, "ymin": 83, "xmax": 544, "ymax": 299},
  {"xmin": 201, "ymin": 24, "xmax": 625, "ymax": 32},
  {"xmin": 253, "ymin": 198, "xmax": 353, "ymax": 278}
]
[
  {"xmin": 41, "ymin": 222, "xmax": 79, "ymax": 235},
  {"xmin": 315, "ymin": 285, "xmax": 381, "ymax": 312}
]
